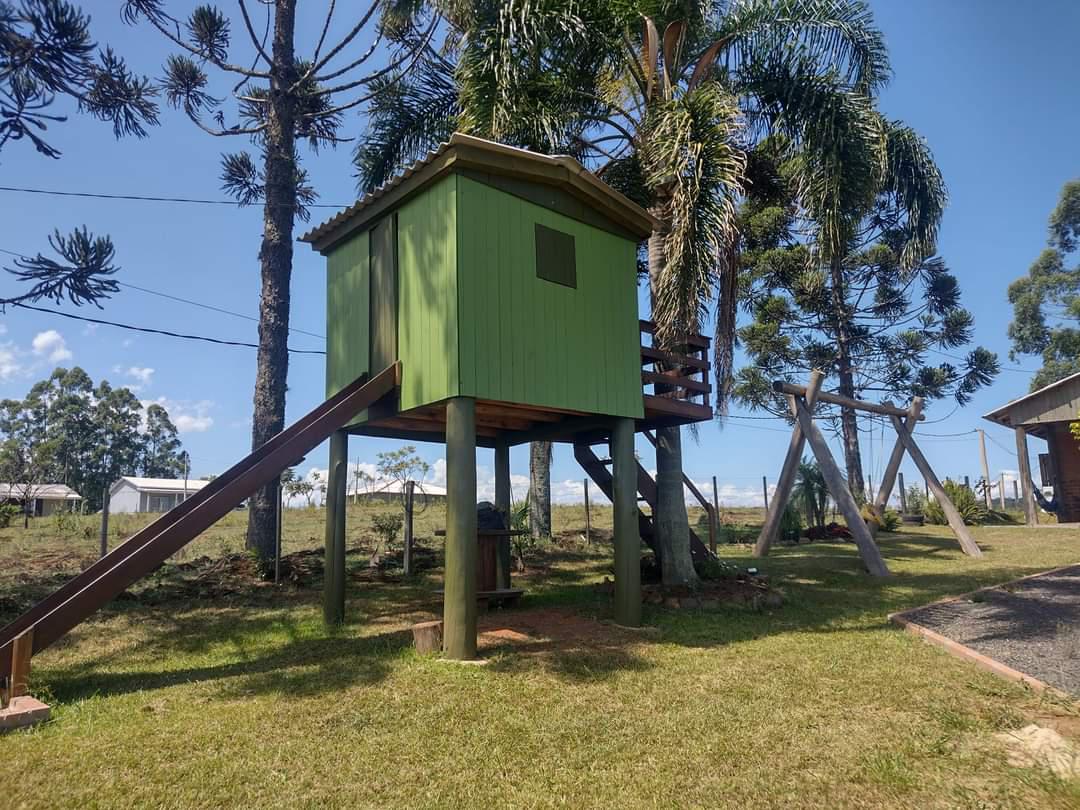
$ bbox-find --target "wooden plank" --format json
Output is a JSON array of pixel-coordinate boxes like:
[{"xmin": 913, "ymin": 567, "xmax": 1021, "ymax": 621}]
[
  {"xmin": 642, "ymin": 371, "xmax": 711, "ymax": 394},
  {"xmin": 9, "ymin": 628, "xmax": 32, "ymax": 699},
  {"xmin": 639, "ymin": 319, "xmax": 710, "ymax": 348},
  {"xmin": 772, "ymin": 381, "xmax": 921, "ymax": 419},
  {"xmin": 642, "ymin": 395, "xmax": 712, "ymax": 421},
  {"xmin": 794, "ymin": 398, "xmax": 890, "ymax": 577},
  {"xmin": 640, "ymin": 345, "xmax": 709, "ymax": 371},
  {"xmin": 755, "ymin": 372, "xmax": 823, "ymax": 556},
  {"xmin": 873, "ymin": 398, "xmax": 922, "ymax": 517},
  {"xmin": 889, "ymin": 414, "xmax": 984, "ymax": 556}
]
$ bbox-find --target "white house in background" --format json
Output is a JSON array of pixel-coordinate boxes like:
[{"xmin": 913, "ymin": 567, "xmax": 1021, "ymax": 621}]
[
  {"xmin": 0, "ymin": 483, "xmax": 82, "ymax": 516},
  {"xmin": 108, "ymin": 477, "xmax": 210, "ymax": 514}
]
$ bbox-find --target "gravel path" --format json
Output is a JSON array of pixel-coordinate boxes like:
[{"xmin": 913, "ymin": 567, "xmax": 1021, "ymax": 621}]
[{"xmin": 903, "ymin": 565, "xmax": 1080, "ymax": 695}]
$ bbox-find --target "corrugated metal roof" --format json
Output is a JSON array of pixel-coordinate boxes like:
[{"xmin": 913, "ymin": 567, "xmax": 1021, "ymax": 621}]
[{"xmin": 300, "ymin": 132, "xmax": 657, "ymax": 251}]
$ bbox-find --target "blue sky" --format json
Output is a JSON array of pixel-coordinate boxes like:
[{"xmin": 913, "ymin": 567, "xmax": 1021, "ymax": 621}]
[{"xmin": 0, "ymin": 1, "xmax": 1076, "ymax": 506}]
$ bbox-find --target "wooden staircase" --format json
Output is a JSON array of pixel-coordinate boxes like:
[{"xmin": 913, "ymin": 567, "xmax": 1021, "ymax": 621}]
[
  {"xmin": 574, "ymin": 439, "xmax": 714, "ymax": 563},
  {"xmin": 0, "ymin": 365, "xmax": 400, "ymax": 702}
]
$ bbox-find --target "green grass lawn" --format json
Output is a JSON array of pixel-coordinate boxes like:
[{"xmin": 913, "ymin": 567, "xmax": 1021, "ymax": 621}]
[{"xmin": 1, "ymin": 507, "xmax": 1079, "ymax": 808}]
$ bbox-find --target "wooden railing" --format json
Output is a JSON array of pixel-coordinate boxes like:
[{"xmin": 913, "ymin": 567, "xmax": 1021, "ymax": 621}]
[{"xmin": 639, "ymin": 320, "xmax": 713, "ymax": 422}]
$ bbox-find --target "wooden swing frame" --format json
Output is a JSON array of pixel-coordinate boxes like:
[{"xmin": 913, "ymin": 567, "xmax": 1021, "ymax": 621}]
[{"xmin": 754, "ymin": 371, "xmax": 982, "ymax": 577}]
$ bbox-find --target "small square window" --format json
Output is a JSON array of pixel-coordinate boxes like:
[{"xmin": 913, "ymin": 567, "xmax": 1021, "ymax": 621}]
[{"xmin": 534, "ymin": 224, "xmax": 577, "ymax": 288}]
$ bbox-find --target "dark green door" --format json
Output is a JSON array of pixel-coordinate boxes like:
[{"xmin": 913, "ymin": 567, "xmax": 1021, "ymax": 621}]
[{"xmin": 369, "ymin": 215, "xmax": 398, "ymax": 373}]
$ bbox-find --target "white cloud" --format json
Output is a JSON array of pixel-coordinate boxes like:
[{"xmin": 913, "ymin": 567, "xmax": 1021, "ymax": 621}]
[
  {"xmin": 31, "ymin": 329, "xmax": 71, "ymax": 362},
  {"xmin": 143, "ymin": 396, "xmax": 214, "ymax": 433},
  {"xmin": 0, "ymin": 344, "xmax": 22, "ymax": 380},
  {"xmin": 0, "ymin": 323, "xmax": 8, "ymax": 335},
  {"xmin": 126, "ymin": 366, "xmax": 155, "ymax": 386}
]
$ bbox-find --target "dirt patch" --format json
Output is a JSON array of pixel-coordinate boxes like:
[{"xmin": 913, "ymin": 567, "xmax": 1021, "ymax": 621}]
[
  {"xmin": 901, "ymin": 565, "xmax": 1080, "ymax": 696},
  {"xmin": 478, "ymin": 607, "xmax": 649, "ymax": 653},
  {"xmin": 994, "ymin": 724, "xmax": 1080, "ymax": 778}
]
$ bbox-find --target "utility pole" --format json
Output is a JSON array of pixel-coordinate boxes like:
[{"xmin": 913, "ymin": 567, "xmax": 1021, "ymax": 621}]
[
  {"xmin": 99, "ymin": 485, "xmax": 110, "ymax": 558},
  {"xmin": 977, "ymin": 429, "xmax": 992, "ymax": 509}
]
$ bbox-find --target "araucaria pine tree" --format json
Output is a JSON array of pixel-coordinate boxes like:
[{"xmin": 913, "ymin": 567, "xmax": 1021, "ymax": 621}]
[
  {"xmin": 734, "ymin": 139, "xmax": 999, "ymax": 496},
  {"xmin": 120, "ymin": 1, "xmax": 436, "ymax": 563}
]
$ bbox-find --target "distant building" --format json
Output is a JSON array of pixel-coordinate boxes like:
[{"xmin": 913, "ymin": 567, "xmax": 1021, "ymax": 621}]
[
  {"xmin": 353, "ymin": 480, "xmax": 447, "ymax": 504},
  {"xmin": 0, "ymin": 483, "xmax": 82, "ymax": 516},
  {"xmin": 108, "ymin": 477, "xmax": 209, "ymax": 514}
]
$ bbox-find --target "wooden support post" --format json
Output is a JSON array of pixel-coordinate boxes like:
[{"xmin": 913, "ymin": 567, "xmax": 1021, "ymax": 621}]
[
  {"xmin": 1015, "ymin": 427, "xmax": 1038, "ymax": 526},
  {"xmin": 964, "ymin": 475, "xmax": 971, "ymax": 491},
  {"xmin": 403, "ymin": 480, "xmax": 415, "ymax": 576},
  {"xmin": 889, "ymin": 410, "xmax": 983, "ymax": 557},
  {"xmin": 274, "ymin": 478, "xmax": 283, "ymax": 585},
  {"xmin": 10, "ymin": 627, "xmax": 32, "ymax": 700},
  {"xmin": 612, "ymin": 418, "xmax": 641, "ymax": 627},
  {"xmin": 1013, "ymin": 479, "xmax": 1019, "ymax": 502},
  {"xmin": 794, "ymin": 398, "xmax": 890, "ymax": 577},
  {"xmin": 761, "ymin": 475, "xmax": 769, "ymax": 510},
  {"xmin": 583, "ymin": 479, "xmax": 591, "ymax": 545},
  {"xmin": 978, "ymin": 429, "xmax": 992, "ymax": 509},
  {"xmin": 898, "ymin": 472, "xmax": 907, "ymax": 513},
  {"xmin": 754, "ymin": 371, "xmax": 824, "ymax": 556},
  {"xmin": 323, "ymin": 430, "xmax": 348, "ymax": 625},
  {"xmin": 999, "ymin": 473, "xmax": 1007, "ymax": 511},
  {"xmin": 494, "ymin": 441, "xmax": 512, "ymax": 588},
  {"xmin": 874, "ymin": 400, "xmax": 922, "ymax": 517},
  {"xmin": 99, "ymin": 485, "xmax": 110, "ymax": 558},
  {"xmin": 444, "ymin": 398, "xmax": 478, "ymax": 659}
]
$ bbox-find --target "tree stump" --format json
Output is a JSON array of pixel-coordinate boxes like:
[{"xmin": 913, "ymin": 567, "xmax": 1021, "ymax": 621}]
[{"xmin": 411, "ymin": 620, "xmax": 443, "ymax": 654}]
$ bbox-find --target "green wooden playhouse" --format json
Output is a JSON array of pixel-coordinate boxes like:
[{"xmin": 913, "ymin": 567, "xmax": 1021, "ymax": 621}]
[{"xmin": 302, "ymin": 133, "xmax": 714, "ymax": 659}]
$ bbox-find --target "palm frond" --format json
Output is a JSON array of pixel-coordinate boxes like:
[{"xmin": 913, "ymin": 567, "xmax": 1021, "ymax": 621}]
[{"xmin": 881, "ymin": 121, "xmax": 947, "ymax": 267}]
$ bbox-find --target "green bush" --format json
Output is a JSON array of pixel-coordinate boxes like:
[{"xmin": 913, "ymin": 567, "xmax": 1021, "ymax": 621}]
[
  {"xmin": 904, "ymin": 485, "xmax": 925, "ymax": 516},
  {"xmin": 0, "ymin": 503, "xmax": 20, "ymax": 528},
  {"xmin": 779, "ymin": 501, "xmax": 803, "ymax": 540},
  {"xmin": 926, "ymin": 479, "xmax": 988, "ymax": 525},
  {"xmin": 879, "ymin": 508, "xmax": 901, "ymax": 532}
]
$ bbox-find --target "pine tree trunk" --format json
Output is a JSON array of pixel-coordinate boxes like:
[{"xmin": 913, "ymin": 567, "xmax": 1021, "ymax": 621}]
[
  {"xmin": 648, "ymin": 199, "xmax": 698, "ymax": 587},
  {"xmin": 829, "ymin": 256, "xmax": 865, "ymax": 500},
  {"xmin": 529, "ymin": 441, "xmax": 551, "ymax": 539},
  {"xmin": 245, "ymin": 0, "xmax": 298, "ymax": 564}
]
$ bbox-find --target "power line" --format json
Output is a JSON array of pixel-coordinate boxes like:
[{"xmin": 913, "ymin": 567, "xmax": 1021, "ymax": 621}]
[
  {"xmin": 0, "ymin": 246, "xmax": 327, "ymax": 340},
  {"xmin": 0, "ymin": 184, "xmax": 348, "ymax": 209},
  {"xmin": 8, "ymin": 302, "xmax": 326, "ymax": 355},
  {"xmin": 985, "ymin": 432, "xmax": 1018, "ymax": 458}
]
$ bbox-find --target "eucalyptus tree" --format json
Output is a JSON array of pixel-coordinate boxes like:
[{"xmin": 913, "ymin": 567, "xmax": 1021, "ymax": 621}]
[
  {"xmin": 119, "ymin": 0, "xmax": 437, "ymax": 564},
  {"xmin": 1007, "ymin": 179, "xmax": 1080, "ymax": 391},
  {"xmin": 358, "ymin": 0, "xmax": 891, "ymax": 586}
]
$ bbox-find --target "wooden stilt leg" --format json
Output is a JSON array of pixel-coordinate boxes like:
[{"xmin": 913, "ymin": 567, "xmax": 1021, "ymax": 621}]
[
  {"xmin": 10, "ymin": 628, "xmax": 32, "ymax": 699},
  {"xmin": 754, "ymin": 371, "xmax": 824, "ymax": 556},
  {"xmin": 611, "ymin": 418, "xmax": 641, "ymax": 627},
  {"xmin": 1015, "ymin": 427, "xmax": 1038, "ymax": 526},
  {"xmin": 794, "ymin": 398, "xmax": 890, "ymax": 577},
  {"xmin": 889, "ymin": 414, "xmax": 983, "ymax": 557},
  {"xmin": 323, "ymin": 430, "xmax": 348, "ymax": 625},
  {"xmin": 873, "ymin": 399, "xmax": 922, "ymax": 517},
  {"xmin": 444, "ymin": 398, "xmax": 478, "ymax": 660}
]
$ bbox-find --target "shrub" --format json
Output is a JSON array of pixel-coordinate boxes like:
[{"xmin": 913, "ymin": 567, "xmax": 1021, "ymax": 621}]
[
  {"xmin": 904, "ymin": 485, "xmax": 925, "ymax": 516},
  {"xmin": 779, "ymin": 501, "xmax": 803, "ymax": 541},
  {"xmin": 0, "ymin": 503, "xmax": 20, "ymax": 528},
  {"xmin": 879, "ymin": 508, "xmax": 901, "ymax": 532},
  {"xmin": 370, "ymin": 512, "xmax": 404, "ymax": 566},
  {"xmin": 925, "ymin": 479, "xmax": 988, "ymax": 525}
]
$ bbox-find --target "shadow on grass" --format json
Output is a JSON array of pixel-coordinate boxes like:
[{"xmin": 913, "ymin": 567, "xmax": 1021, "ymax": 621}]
[{"xmin": 26, "ymin": 525, "xmax": 1077, "ymax": 697}]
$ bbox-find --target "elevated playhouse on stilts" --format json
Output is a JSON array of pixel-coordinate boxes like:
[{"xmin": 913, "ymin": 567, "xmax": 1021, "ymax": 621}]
[{"xmin": 0, "ymin": 134, "xmax": 715, "ymax": 724}]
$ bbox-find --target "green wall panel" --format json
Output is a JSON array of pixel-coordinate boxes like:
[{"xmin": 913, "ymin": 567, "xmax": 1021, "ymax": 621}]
[
  {"xmin": 456, "ymin": 176, "xmax": 643, "ymax": 418},
  {"xmin": 325, "ymin": 228, "xmax": 370, "ymax": 400},
  {"xmin": 396, "ymin": 174, "xmax": 459, "ymax": 411}
]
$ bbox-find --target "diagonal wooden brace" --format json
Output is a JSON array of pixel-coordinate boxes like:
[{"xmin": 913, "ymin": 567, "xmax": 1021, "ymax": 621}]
[
  {"xmin": 873, "ymin": 398, "xmax": 923, "ymax": 517},
  {"xmin": 754, "ymin": 371, "xmax": 824, "ymax": 556},
  {"xmin": 794, "ymin": 398, "xmax": 890, "ymax": 577},
  {"xmin": 887, "ymin": 414, "xmax": 983, "ymax": 557}
]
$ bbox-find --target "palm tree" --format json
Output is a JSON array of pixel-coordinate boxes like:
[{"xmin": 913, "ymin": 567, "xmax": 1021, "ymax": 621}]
[
  {"xmin": 792, "ymin": 458, "xmax": 828, "ymax": 530},
  {"xmin": 357, "ymin": 0, "xmax": 890, "ymax": 585}
]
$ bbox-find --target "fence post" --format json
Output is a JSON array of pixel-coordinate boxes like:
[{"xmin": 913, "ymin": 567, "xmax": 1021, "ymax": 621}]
[
  {"xmin": 274, "ymin": 478, "xmax": 283, "ymax": 585},
  {"xmin": 99, "ymin": 485, "xmax": 110, "ymax": 558},
  {"xmin": 999, "ymin": 473, "xmax": 1006, "ymax": 510},
  {"xmin": 403, "ymin": 480, "xmax": 415, "ymax": 576},
  {"xmin": 898, "ymin": 472, "xmax": 907, "ymax": 513},
  {"xmin": 761, "ymin": 475, "xmax": 769, "ymax": 510},
  {"xmin": 583, "ymin": 478, "xmax": 591, "ymax": 545}
]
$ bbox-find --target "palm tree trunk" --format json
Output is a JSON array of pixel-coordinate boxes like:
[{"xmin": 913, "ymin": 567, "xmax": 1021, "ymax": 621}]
[
  {"xmin": 648, "ymin": 199, "xmax": 698, "ymax": 587},
  {"xmin": 829, "ymin": 256, "xmax": 865, "ymax": 500},
  {"xmin": 529, "ymin": 441, "xmax": 551, "ymax": 539},
  {"xmin": 245, "ymin": 0, "xmax": 298, "ymax": 564}
]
